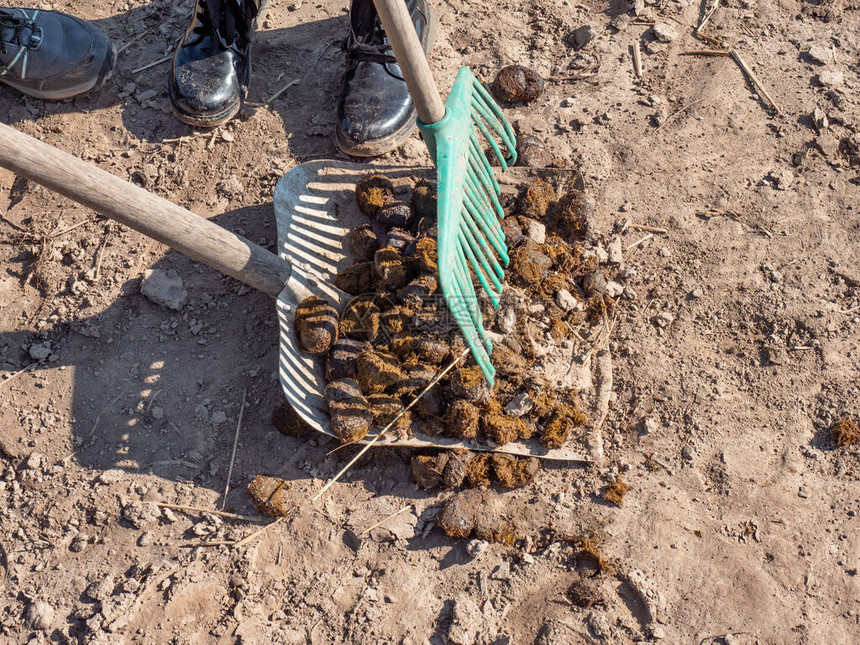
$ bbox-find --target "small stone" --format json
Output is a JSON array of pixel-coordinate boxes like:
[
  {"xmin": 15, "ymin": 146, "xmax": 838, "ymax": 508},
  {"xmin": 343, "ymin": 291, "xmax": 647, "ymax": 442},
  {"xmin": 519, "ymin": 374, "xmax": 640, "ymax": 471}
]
[
  {"xmin": 492, "ymin": 65, "xmax": 545, "ymax": 103},
  {"xmin": 569, "ymin": 25, "xmax": 597, "ymax": 50},
  {"xmin": 653, "ymin": 311, "xmax": 674, "ymax": 327},
  {"xmin": 26, "ymin": 601, "xmax": 55, "ymax": 631},
  {"xmin": 467, "ymin": 539, "xmax": 488, "ymax": 558},
  {"xmin": 28, "ymin": 342, "xmax": 51, "ymax": 360},
  {"xmin": 652, "ymin": 22, "xmax": 677, "ymax": 43},
  {"xmin": 504, "ymin": 392, "xmax": 534, "ymax": 417},
  {"xmin": 689, "ymin": 288, "xmax": 703, "ymax": 299},
  {"xmin": 151, "ymin": 406, "xmax": 164, "ymax": 420},
  {"xmin": 555, "ymin": 289, "xmax": 578, "ymax": 311},
  {"xmin": 604, "ymin": 281, "xmax": 624, "ymax": 298},
  {"xmin": 817, "ymin": 69, "xmax": 844, "ymax": 88},
  {"xmin": 510, "ymin": 247, "xmax": 552, "ymax": 285},
  {"xmin": 98, "ymin": 469, "xmax": 124, "ymax": 485},
  {"xmin": 650, "ymin": 625, "xmax": 667, "ymax": 639},
  {"xmin": 816, "ymin": 133, "xmax": 839, "ymax": 158},
  {"xmin": 140, "ymin": 269, "xmax": 187, "ymax": 310},
  {"xmin": 490, "ymin": 560, "xmax": 511, "ymax": 580},
  {"xmin": 25, "ymin": 452, "xmax": 45, "ymax": 470},
  {"xmin": 496, "ymin": 306, "xmax": 517, "ymax": 333},
  {"xmin": 641, "ymin": 418, "xmax": 658, "ymax": 435},
  {"xmin": 217, "ymin": 175, "xmax": 245, "ymax": 198},
  {"xmin": 770, "ymin": 169, "xmax": 794, "ymax": 190},
  {"xmin": 610, "ymin": 14, "xmax": 630, "ymax": 30},
  {"xmin": 70, "ymin": 534, "xmax": 89, "ymax": 552},
  {"xmin": 583, "ymin": 270, "xmax": 608, "ymax": 297},
  {"xmin": 122, "ymin": 501, "xmax": 161, "ymax": 529},
  {"xmin": 522, "ymin": 218, "xmax": 546, "ymax": 244},
  {"xmin": 798, "ymin": 486, "xmax": 809, "ymax": 499},
  {"xmin": 607, "ymin": 237, "xmax": 623, "ymax": 264},
  {"xmin": 211, "ymin": 410, "xmax": 227, "ymax": 425},
  {"xmin": 807, "ymin": 45, "xmax": 830, "ymax": 65},
  {"xmin": 86, "ymin": 576, "xmax": 115, "ymax": 602}
]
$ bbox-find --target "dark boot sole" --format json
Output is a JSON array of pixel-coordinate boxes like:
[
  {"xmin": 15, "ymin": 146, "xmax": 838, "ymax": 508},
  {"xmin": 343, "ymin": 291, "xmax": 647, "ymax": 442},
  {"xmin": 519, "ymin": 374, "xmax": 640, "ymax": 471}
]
[
  {"xmin": 0, "ymin": 43, "xmax": 116, "ymax": 100},
  {"xmin": 335, "ymin": 0, "xmax": 438, "ymax": 158}
]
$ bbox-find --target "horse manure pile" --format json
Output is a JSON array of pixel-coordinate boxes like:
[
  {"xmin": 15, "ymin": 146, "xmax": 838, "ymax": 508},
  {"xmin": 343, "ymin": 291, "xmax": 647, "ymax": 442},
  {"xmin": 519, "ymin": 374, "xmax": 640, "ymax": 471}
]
[{"xmin": 291, "ymin": 170, "xmax": 623, "ymax": 491}]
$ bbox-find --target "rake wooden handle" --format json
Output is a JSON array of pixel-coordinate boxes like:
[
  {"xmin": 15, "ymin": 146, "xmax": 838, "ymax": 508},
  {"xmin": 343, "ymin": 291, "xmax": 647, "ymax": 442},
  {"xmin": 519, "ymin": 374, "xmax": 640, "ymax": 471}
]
[
  {"xmin": 372, "ymin": 0, "xmax": 445, "ymax": 124},
  {"xmin": 0, "ymin": 122, "xmax": 291, "ymax": 297}
]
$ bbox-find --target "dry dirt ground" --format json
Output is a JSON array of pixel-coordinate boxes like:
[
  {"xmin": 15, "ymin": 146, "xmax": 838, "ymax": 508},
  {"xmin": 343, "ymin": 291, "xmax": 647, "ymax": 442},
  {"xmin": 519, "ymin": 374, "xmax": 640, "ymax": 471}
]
[{"xmin": 1, "ymin": 0, "xmax": 860, "ymax": 643}]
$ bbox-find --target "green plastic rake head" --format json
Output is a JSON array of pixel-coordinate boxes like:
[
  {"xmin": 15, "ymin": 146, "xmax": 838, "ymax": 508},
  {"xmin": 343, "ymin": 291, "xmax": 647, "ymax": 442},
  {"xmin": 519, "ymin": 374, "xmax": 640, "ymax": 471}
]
[
  {"xmin": 417, "ymin": 68, "xmax": 517, "ymax": 386},
  {"xmin": 372, "ymin": 0, "xmax": 517, "ymax": 385}
]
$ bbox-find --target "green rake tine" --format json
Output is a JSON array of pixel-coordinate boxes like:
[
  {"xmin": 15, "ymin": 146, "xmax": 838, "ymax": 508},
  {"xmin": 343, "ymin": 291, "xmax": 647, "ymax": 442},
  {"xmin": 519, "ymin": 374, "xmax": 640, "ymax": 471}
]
[
  {"xmin": 453, "ymin": 244, "xmax": 494, "ymax": 354},
  {"xmin": 459, "ymin": 227, "xmax": 501, "ymax": 307},
  {"xmin": 460, "ymin": 195, "xmax": 505, "ymax": 280},
  {"xmin": 464, "ymin": 163, "xmax": 505, "ymax": 232},
  {"xmin": 463, "ymin": 190, "xmax": 507, "ymax": 262},
  {"xmin": 472, "ymin": 77, "xmax": 518, "ymax": 163},
  {"xmin": 471, "ymin": 107, "xmax": 509, "ymax": 170},
  {"xmin": 459, "ymin": 216, "xmax": 504, "ymax": 296},
  {"xmin": 461, "ymin": 211, "xmax": 504, "ymax": 284},
  {"xmin": 467, "ymin": 150, "xmax": 505, "ymax": 220},
  {"xmin": 469, "ymin": 132, "xmax": 502, "ymax": 198}
]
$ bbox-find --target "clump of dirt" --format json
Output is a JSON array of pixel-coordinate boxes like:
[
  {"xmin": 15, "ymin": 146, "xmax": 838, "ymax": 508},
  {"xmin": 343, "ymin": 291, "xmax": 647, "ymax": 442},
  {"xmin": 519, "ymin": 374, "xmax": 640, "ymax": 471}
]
[
  {"xmin": 335, "ymin": 261, "xmax": 376, "ymax": 295},
  {"xmin": 552, "ymin": 190, "xmax": 593, "ymax": 241},
  {"xmin": 492, "ymin": 454, "xmax": 540, "ymax": 488},
  {"xmin": 392, "ymin": 336, "xmax": 449, "ymax": 365},
  {"xmin": 443, "ymin": 450, "xmax": 474, "ymax": 488},
  {"xmin": 325, "ymin": 378, "xmax": 372, "ymax": 443},
  {"xmin": 384, "ymin": 227, "xmax": 415, "ymax": 254},
  {"xmin": 271, "ymin": 403, "xmax": 313, "ymax": 438},
  {"xmin": 437, "ymin": 489, "xmax": 517, "ymax": 544},
  {"xmin": 376, "ymin": 201, "xmax": 414, "ymax": 230},
  {"xmin": 326, "ymin": 338, "xmax": 369, "ymax": 381},
  {"xmin": 247, "ymin": 475, "xmax": 292, "ymax": 517},
  {"xmin": 355, "ymin": 174, "xmax": 396, "ymax": 217},
  {"xmin": 566, "ymin": 578, "xmax": 605, "ymax": 608},
  {"xmin": 519, "ymin": 178, "xmax": 556, "ymax": 219},
  {"xmin": 398, "ymin": 274, "xmax": 438, "ymax": 309},
  {"xmin": 492, "ymin": 65, "xmax": 546, "ymax": 103},
  {"xmin": 831, "ymin": 418, "xmax": 860, "ymax": 446},
  {"xmin": 481, "ymin": 398, "xmax": 528, "ymax": 446},
  {"xmin": 356, "ymin": 350, "xmax": 403, "ymax": 393},
  {"xmin": 450, "ymin": 365, "xmax": 491, "ymax": 402},
  {"xmin": 443, "ymin": 399, "xmax": 480, "ymax": 439},
  {"xmin": 602, "ymin": 479, "xmax": 629, "ymax": 506},
  {"xmin": 466, "ymin": 453, "xmax": 492, "ymax": 487},
  {"xmin": 412, "ymin": 236, "xmax": 438, "ymax": 273},
  {"xmin": 367, "ymin": 394, "xmax": 411, "ymax": 434},
  {"xmin": 411, "ymin": 178, "xmax": 437, "ymax": 221},
  {"xmin": 374, "ymin": 246, "xmax": 413, "ymax": 290},
  {"xmin": 411, "ymin": 454, "xmax": 449, "ymax": 489},
  {"xmin": 339, "ymin": 299, "xmax": 380, "ymax": 342},
  {"xmin": 349, "ymin": 223, "xmax": 380, "ymax": 261},
  {"xmin": 294, "ymin": 296, "xmax": 339, "ymax": 354},
  {"xmin": 510, "ymin": 245, "xmax": 553, "ymax": 285}
]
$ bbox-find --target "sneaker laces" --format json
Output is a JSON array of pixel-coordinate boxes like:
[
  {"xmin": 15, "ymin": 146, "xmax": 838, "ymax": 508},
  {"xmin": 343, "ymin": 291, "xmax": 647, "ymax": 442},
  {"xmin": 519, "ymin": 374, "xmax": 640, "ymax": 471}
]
[
  {"xmin": 192, "ymin": 0, "xmax": 257, "ymax": 50},
  {"xmin": 0, "ymin": 10, "xmax": 42, "ymax": 77}
]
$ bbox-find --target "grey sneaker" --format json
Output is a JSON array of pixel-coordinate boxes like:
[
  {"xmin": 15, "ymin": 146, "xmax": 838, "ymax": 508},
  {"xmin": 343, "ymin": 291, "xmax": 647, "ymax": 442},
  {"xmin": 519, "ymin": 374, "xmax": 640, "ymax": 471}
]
[{"xmin": 0, "ymin": 8, "xmax": 115, "ymax": 100}]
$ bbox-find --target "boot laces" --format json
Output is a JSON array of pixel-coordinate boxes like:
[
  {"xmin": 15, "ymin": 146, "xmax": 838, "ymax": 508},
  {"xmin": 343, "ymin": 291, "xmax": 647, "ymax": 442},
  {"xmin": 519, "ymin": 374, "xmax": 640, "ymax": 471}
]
[
  {"xmin": 342, "ymin": 18, "xmax": 401, "ymax": 78},
  {"xmin": 0, "ymin": 10, "xmax": 42, "ymax": 78},
  {"xmin": 193, "ymin": 0, "xmax": 257, "ymax": 50}
]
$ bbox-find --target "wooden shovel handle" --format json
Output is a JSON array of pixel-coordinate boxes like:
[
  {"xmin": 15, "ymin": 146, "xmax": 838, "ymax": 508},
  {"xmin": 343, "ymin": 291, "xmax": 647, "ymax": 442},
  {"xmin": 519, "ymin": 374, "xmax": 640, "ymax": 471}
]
[
  {"xmin": 0, "ymin": 122, "xmax": 291, "ymax": 297},
  {"xmin": 372, "ymin": 0, "xmax": 445, "ymax": 124}
]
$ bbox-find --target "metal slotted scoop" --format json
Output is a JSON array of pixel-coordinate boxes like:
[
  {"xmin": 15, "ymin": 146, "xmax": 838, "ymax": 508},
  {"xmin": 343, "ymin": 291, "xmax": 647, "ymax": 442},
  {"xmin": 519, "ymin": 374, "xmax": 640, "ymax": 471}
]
[{"xmin": 0, "ymin": 124, "xmax": 587, "ymax": 460}]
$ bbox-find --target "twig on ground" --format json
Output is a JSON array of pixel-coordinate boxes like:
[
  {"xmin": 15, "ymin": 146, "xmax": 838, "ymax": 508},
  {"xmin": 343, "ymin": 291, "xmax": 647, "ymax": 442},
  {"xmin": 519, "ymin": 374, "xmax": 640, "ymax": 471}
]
[
  {"xmin": 629, "ymin": 223, "xmax": 669, "ymax": 234},
  {"xmin": 0, "ymin": 363, "xmax": 37, "ymax": 389},
  {"xmin": 89, "ymin": 390, "xmax": 126, "ymax": 436},
  {"xmin": 730, "ymin": 50, "xmax": 781, "ymax": 113},
  {"xmin": 221, "ymin": 389, "xmax": 246, "ymax": 511},
  {"xmin": 632, "ymin": 41, "xmax": 643, "ymax": 78},
  {"xmin": 696, "ymin": 0, "xmax": 722, "ymax": 35},
  {"xmin": 312, "ymin": 348, "xmax": 470, "ymax": 502},
  {"xmin": 839, "ymin": 304, "xmax": 860, "ymax": 314},
  {"xmin": 50, "ymin": 219, "xmax": 90, "ymax": 238},
  {"xmin": 696, "ymin": 32, "xmax": 724, "ymax": 48},
  {"xmin": 652, "ymin": 95, "xmax": 711, "ymax": 133},
  {"xmin": 116, "ymin": 32, "xmax": 147, "ymax": 56},
  {"xmin": 156, "ymin": 502, "xmax": 263, "ymax": 522},
  {"xmin": 591, "ymin": 350, "xmax": 613, "ymax": 464},
  {"xmin": 362, "ymin": 504, "xmax": 413, "ymax": 535},
  {"xmin": 232, "ymin": 515, "xmax": 290, "ymax": 548},
  {"xmin": 264, "ymin": 78, "xmax": 300, "ymax": 105},
  {"xmin": 132, "ymin": 55, "xmax": 172, "ymax": 74},
  {"xmin": 626, "ymin": 233, "xmax": 653, "ymax": 250},
  {"xmin": 682, "ymin": 49, "xmax": 730, "ymax": 56}
]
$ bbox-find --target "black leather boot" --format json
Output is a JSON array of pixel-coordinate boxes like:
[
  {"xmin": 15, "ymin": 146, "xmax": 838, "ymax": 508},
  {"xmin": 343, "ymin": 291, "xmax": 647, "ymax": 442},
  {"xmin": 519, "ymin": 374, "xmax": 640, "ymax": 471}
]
[
  {"xmin": 336, "ymin": 0, "xmax": 435, "ymax": 157},
  {"xmin": 169, "ymin": 0, "xmax": 266, "ymax": 127}
]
